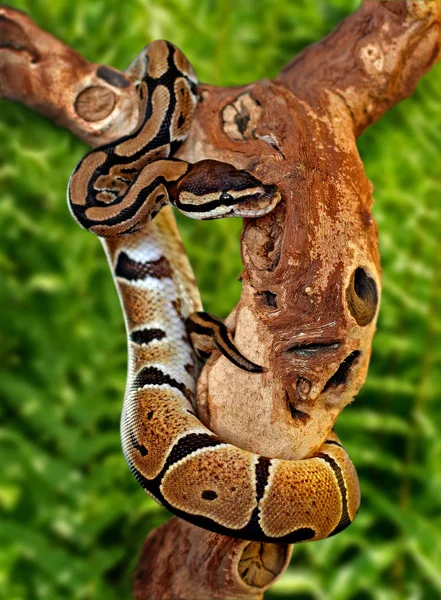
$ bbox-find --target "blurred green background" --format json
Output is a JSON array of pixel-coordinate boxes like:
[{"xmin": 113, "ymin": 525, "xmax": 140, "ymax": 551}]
[{"xmin": 1, "ymin": 1, "xmax": 440, "ymax": 599}]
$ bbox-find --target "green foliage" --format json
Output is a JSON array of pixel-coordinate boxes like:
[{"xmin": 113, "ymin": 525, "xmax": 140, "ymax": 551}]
[{"xmin": 1, "ymin": 1, "xmax": 440, "ymax": 598}]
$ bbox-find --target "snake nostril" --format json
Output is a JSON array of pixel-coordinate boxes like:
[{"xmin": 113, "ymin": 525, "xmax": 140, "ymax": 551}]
[{"xmin": 324, "ymin": 351, "xmax": 361, "ymax": 391}]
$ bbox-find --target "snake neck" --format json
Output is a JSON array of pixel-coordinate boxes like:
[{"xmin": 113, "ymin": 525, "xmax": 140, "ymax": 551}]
[{"xmin": 102, "ymin": 207, "xmax": 202, "ymax": 398}]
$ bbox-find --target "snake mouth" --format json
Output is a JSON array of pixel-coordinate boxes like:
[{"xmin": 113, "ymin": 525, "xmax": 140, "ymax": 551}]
[
  {"xmin": 230, "ymin": 190, "xmax": 281, "ymax": 218},
  {"xmin": 183, "ymin": 190, "xmax": 281, "ymax": 220}
]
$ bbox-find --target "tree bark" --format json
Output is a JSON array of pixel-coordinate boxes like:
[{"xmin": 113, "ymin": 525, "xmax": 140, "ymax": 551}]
[
  {"xmin": 1, "ymin": 2, "xmax": 439, "ymax": 599},
  {"xmin": 278, "ymin": 0, "xmax": 441, "ymax": 136},
  {"xmin": 0, "ymin": 5, "xmax": 139, "ymax": 144},
  {"xmin": 133, "ymin": 518, "xmax": 292, "ymax": 600}
]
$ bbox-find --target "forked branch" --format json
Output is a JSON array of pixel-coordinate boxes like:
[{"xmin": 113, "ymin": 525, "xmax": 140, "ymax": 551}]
[
  {"xmin": 1, "ymin": 2, "xmax": 439, "ymax": 599},
  {"xmin": 277, "ymin": 0, "xmax": 440, "ymax": 136}
]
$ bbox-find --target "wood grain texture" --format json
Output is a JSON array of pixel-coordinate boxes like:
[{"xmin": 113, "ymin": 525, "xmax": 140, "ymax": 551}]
[
  {"xmin": 0, "ymin": 2, "xmax": 439, "ymax": 598},
  {"xmin": 133, "ymin": 518, "xmax": 291, "ymax": 600},
  {"xmin": 0, "ymin": 5, "xmax": 138, "ymax": 144},
  {"xmin": 178, "ymin": 0, "xmax": 440, "ymax": 461}
]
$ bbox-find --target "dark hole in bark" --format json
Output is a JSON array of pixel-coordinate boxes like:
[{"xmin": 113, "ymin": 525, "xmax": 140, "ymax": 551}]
[
  {"xmin": 296, "ymin": 377, "xmax": 312, "ymax": 400},
  {"xmin": 285, "ymin": 392, "xmax": 310, "ymax": 423},
  {"xmin": 324, "ymin": 351, "xmax": 361, "ymax": 390},
  {"xmin": 287, "ymin": 341, "xmax": 341, "ymax": 356},
  {"xmin": 354, "ymin": 268, "xmax": 377, "ymax": 302},
  {"xmin": 235, "ymin": 112, "xmax": 250, "ymax": 135},
  {"xmin": 346, "ymin": 267, "xmax": 378, "ymax": 326},
  {"xmin": 201, "ymin": 490, "xmax": 218, "ymax": 501},
  {"xmin": 257, "ymin": 290, "xmax": 277, "ymax": 308}
]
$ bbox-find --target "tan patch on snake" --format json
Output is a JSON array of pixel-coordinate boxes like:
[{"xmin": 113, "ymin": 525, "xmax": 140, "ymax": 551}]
[
  {"xmin": 135, "ymin": 81, "xmax": 149, "ymax": 128},
  {"xmin": 69, "ymin": 151, "xmax": 107, "ymax": 206},
  {"xmin": 170, "ymin": 78, "xmax": 195, "ymax": 140},
  {"xmin": 87, "ymin": 183, "xmax": 168, "ymax": 235},
  {"xmin": 321, "ymin": 443, "xmax": 360, "ymax": 521},
  {"xmin": 131, "ymin": 342, "xmax": 175, "ymax": 372},
  {"xmin": 161, "ymin": 446, "xmax": 257, "ymax": 529},
  {"xmin": 117, "ymin": 282, "xmax": 167, "ymax": 329},
  {"xmin": 115, "ymin": 86, "xmax": 169, "ymax": 156},
  {"xmin": 85, "ymin": 159, "xmax": 188, "ymax": 234},
  {"xmin": 146, "ymin": 40, "xmax": 169, "ymax": 79},
  {"xmin": 173, "ymin": 48, "xmax": 197, "ymax": 81},
  {"xmin": 124, "ymin": 387, "xmax": 205, "ymax": 479},
  {"xmin": 104, "ymin": 147, "xmax": 172, "ymax": 188},
  {"xmin": 259, "ymin": 458, "xmax": 341, "ymax": 539},
  {"xmin": 94, "ymin": 166, "xmax": 133, "ymax": 196}
]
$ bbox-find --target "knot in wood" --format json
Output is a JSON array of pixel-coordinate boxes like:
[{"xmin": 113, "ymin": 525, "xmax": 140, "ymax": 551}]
[
  {"xmin": 360, "ymin": 42, "xmax": 384, "ymax": 74},
  {"xmin": 238, "ymin": 541, "xmax": 288, "ymax": 588},
  {"xmin": 222, "ymin": 92, "xmax": 262, "ymax": 141},
  {"xmin": 75, "ymin": 85, "xmax": 116, "ymax": 122},
  {"xmin": 296, "ymin": 377, "xmax": 312, "ymax": 401},
  {"xmin": 0, "ymin": 12, "xmax": 40, "ymax": 63}
]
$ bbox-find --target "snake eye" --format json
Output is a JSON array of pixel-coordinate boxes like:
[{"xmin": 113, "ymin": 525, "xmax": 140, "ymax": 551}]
[
  {"xmin": 346, "ymin": 267, "xmax": 378, "ymax": 326},
  {"xmin": 219, "ymin": 192, "xmax": 233, "ymax": 203}
]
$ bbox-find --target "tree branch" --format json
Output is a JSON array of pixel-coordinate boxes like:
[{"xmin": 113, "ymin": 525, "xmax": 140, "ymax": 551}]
[
  {"xmin": 133, "ymin": 518, "xmax": 292, "ymax": 600},
  {"xmin": 0, "ymin": 4, "xmax": 139, "ymax": 144},
  {"xmin": 1, "ymin": 3, "xmax": 439, "ymax": 598},
  {"xmin": 277, "ymin": 0, "xmax": 440, "ymax": 136}
]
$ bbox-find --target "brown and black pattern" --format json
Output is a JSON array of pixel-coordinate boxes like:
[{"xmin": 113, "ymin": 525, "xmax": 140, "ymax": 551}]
[
  {"xmin": 133, "ymin": 366, "xmax": 193, "ymax": 403},
  {"xmin": 115, "ymin": 252, "xmax": 172, "ymax": 281},
  {"xmin": 130, "ymin": 328, "xmax": 166, "ymax": 345},
  {"xmin": 186, "ymin": 311, "xmax": 264, "ymax": 373},
  {"xmin": 68, "ymin": 39, "xmax": 361, "ymax": 544}
]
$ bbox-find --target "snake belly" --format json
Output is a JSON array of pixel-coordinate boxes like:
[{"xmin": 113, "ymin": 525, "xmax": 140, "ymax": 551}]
[{"xmin": 68, "ymin": 40, "xmax": 360, "ymax": 543}]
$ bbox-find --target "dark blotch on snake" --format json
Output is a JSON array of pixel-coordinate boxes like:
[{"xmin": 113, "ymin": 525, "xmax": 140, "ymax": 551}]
[
  {"xmin": 201, "ymin": 490, "xmax": 218, "ymax": 501},
  {"xmin": 255, "ymin": 457, "xmax": 271, "ymax": 502},
  {"xmin": 163, "ymin": 433, "xmax": 222, "ymax": 471},
  {"xmin": 115, "ymin": 252, "xmax": 172, "ymax": 281},
  {"xmin": 130, "ymin": 328, "xmax": 166, "ymax": 345},
  {"xmin": 133, "ymin": 366, "xmax": 193, "ymax": 402},
  {"xmin": 130, "ymin": 429, "xmax": 149, "ymax": 457},
  {"xmin": 177, "ymin": 113, "xmax": 185, "ymax": 128}
]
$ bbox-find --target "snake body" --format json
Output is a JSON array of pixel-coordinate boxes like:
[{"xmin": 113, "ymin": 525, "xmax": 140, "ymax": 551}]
[{"xmin": 68, "ymin": 41, "xmax": 360, "ymax": 543}]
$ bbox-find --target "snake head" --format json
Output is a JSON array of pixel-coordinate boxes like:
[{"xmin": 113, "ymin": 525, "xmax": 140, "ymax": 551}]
[{"xmin": 173, "ymin": 159, "xmax": 281, "ymax": 220}]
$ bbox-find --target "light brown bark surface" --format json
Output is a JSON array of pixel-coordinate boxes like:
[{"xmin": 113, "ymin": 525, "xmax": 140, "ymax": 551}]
[
  {"xmin": 1, "ymin": 2, "xmax": 439, "ymax": 599},
  {"xmin": 133, "ymin": 518, "xmax": 292, "ymax": 600},
  {"xmin": 0, "ymin": 5, "xmax": 139, "ymax": 143}
]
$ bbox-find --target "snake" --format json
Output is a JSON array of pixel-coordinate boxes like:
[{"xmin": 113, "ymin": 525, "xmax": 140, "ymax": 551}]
[{"xmin": 68, "ymin": 40, "xmax": 360, "ymax": 543}]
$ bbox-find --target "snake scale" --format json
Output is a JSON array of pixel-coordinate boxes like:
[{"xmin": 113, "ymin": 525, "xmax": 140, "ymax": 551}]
[{"xmin": 68, "ymin": 41, "xmax": 360, "ymax": 543}]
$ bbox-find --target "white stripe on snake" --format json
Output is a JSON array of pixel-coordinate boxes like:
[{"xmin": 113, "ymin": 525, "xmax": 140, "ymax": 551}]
[{"xmin": 68, "ymin": 40, "xmax": 360, "ymax": 543}]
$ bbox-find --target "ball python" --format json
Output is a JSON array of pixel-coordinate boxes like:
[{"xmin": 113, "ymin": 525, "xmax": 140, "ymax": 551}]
[{"xmin": 68, "ymin": 40, "xmax": 360, "ymax": 543}]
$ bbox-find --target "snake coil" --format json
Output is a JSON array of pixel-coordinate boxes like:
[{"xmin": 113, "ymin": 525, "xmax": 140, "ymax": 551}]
[{"xmin": 68, "ymin": 40, "xmax": 360, "ymax": 543}]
